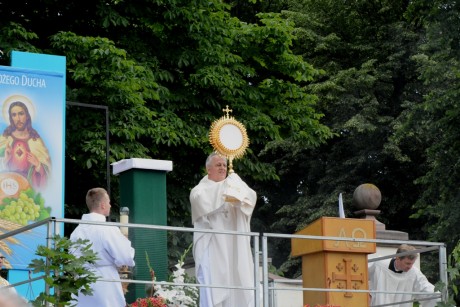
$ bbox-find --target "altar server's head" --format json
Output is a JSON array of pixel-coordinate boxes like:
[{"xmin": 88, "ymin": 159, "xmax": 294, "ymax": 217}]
[
  {"xmin": 86, "ymin": 187, "xmax": 111, "ymax": 217},
  {"xmin": 395, "ymin": 244, "xmax": 418, "ymax": 272}
]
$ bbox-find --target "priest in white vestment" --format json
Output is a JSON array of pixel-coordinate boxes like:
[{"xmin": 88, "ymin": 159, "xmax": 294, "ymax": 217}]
[
  {"xmin": 70, "ymin": 187, "xmax": 135, "ymax": 307},
  {"xmin": 369, "ymin": 244, "xmax": 441, "ymax": 307},
  {"xmin": 190, "ymin": 152, "xmax": 257, "ymax": 307}
]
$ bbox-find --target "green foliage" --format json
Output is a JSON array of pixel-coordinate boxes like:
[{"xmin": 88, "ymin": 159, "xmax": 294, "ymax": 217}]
[
  {"xmin": 449, "ymin": 244, "xmax": 460, "ymax": 297},
  {"xmin": 0, "ymin": 22, "xmax": 40, "ymax": 65},
  {"xmin": 28, "ymin": 235, "xmax": 99, "ymax": 307},
  {"xmin": 405, "ymin": 0, "xmax": 460, "ymax": 253},
  {"xmin": 5, "ymin": 3, "xmax": 460, "ymax": 303},
  {"xmin": 433, "ymin": 242, "xmax": 460, "ymax": 306},
  {"xmin": 249, "ymin": 0, "xmax": 430, "ymax": 276},
  {"xmin": 38, "ymin": 0, "xmax": 331, "ymax": 265}
]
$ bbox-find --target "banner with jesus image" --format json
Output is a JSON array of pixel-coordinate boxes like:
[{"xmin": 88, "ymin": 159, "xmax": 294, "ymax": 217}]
[{"xmin": 0, "ymin": 62, "xmax": 65, "ymax": 271}]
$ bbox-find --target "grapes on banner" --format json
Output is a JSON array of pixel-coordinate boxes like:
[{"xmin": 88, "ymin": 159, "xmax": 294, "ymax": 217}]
[{"xmin": 0, "ymin": 189, "xmax": 49, "ymax": 225}]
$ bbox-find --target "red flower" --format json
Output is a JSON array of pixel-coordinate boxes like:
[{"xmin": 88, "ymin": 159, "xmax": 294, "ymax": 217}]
[{"xmin": 129, "ymin": 296, "xmax": 167, "ymax": 307}]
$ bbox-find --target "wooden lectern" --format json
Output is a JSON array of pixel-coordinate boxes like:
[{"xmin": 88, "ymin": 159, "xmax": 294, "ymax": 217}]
[{"xmin": 291, "ymin": 217, "xmax": 376, "ymax": 307}]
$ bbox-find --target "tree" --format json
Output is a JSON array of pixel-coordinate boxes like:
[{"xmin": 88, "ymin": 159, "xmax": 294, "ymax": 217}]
[
  {"xmin": 28, "ymin": 235, "xmax": 98, "ymax": 306},
  {"xmin": 404, "ymin": 0, "xmax": 460, "ymax": 251},
  {"xmin": 0, "ymin": 0, "xmax": 331, "ymax": 264},
  {"xmin": 251, "ymin": 0, "xmax": 432, "ymax": 276},
  {"xmin": 395, "ymin": 2, "xmax": 460, "ymax": 296}
]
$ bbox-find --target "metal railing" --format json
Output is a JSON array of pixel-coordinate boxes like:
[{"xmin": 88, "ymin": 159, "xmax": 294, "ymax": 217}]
[
  {"xmin": 263, "ymin": 232, "xmax": 446, "ymax": 306},
  {"xmin": 3, "ymin": 217, "xmax": 448, "ymax": 306}
]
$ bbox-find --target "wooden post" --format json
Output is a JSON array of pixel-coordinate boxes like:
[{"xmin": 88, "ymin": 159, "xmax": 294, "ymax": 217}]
[{"xmin": 291, "ymin": 217, "xmax": 376, "ymax": 307}]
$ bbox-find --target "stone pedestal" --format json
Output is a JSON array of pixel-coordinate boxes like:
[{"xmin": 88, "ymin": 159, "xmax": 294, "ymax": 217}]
[
  {"xmin": 352, "ymin": 183, "xmax": 413, "ymax": 265},
  {"xmin": 354, "ymin": 209, "xmax": 386, "ymax": 231}
]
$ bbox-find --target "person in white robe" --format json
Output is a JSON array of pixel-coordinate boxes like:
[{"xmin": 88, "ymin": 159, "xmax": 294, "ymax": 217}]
[
  {"xmin": 368, "ymin": 244, "xmax": 441, "ymax": 307},
  {"xmin": 70, "ymin": 187, "xmax": 135, "ymax": 307},
  {"xmin": 190, "ymin": 152, "xmax": 257, "ymax": 307},
  {"xmin": 0, "ymin": 288, "xmax": 28, "ymax": 307}
]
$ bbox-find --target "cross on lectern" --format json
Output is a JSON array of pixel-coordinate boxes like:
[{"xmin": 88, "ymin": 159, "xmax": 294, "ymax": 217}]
[
  {"xmin": 222, "ymin": 105, "xmax": 232, "ymax": 118},
  {"xmin": 331, "ymin": 258, "xmax": 364, "ymax": 297}
]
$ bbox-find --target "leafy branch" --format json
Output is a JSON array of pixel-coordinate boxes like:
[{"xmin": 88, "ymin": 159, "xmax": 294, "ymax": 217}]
[{"xmin": 28, "ymin": 235, "xmax": 99, "ymax": 306}]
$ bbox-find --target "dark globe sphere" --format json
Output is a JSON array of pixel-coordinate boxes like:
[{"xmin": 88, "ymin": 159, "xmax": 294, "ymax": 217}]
[{"xmin": 353, "ymin": 183, "xmax": 382, "ymax": 210}]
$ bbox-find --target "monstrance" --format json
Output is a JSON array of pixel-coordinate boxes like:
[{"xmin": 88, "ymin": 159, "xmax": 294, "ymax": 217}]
[{"xmin": 209, "ymin": 105, "xmax": 249, "ymax": 173}]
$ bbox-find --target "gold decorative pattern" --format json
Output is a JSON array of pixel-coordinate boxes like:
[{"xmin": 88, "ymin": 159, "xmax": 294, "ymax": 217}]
[
  {"xmin": 352, "ymin": 263, "xmax": 359, "ymax": 272},
  {"xmin": 331, "ymin": 258, "xmax": 364, "ymax": 298},
  {"xmin": 336, "ymin": 262, "xmax": 344, "ymax": 271},
  {"xmin": 209, "ymin": 105, "xmax": 249, "ymax": 173}
]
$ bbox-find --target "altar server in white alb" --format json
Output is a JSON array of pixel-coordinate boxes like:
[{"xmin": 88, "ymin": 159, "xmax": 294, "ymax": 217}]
[
  {"xmin": 191, "ymin": 152, "xmax": 257, "ymax": 307},
  {"xmin": 70, "ymin": 187, "xmax": 135, "ymax": 307},
  {"xmin": 369, "ymin": 244, "xmax": 441, "ymax": 307}
]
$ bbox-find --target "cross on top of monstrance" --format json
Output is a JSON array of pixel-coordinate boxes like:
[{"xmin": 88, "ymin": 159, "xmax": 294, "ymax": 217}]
[
  {"xmin": 222, "ymin": 105, "xmax": 232, "ymax": 118},
  {"xmin": 209, "ymin": 105, "xmax": 249, "ymax": 173}
]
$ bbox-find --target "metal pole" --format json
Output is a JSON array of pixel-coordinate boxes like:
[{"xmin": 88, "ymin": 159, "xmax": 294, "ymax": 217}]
[
  {"xmin": 45, "ymin": 219, "xmax": 53, "ymax": 307},
  {"xmin": 262, "ymin": 234, "xmax": 269, "ymax": 307},
  {"xmin": 439, "ymin": 244, "xmax": 448, "ymax": 302},
  {"xmin": 253, "ymin": 235, "xmax": 260, "ymax": 307},
  {"xmin": 105, "ymin": 105, "xmax": 110, "ymax": 195}
]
